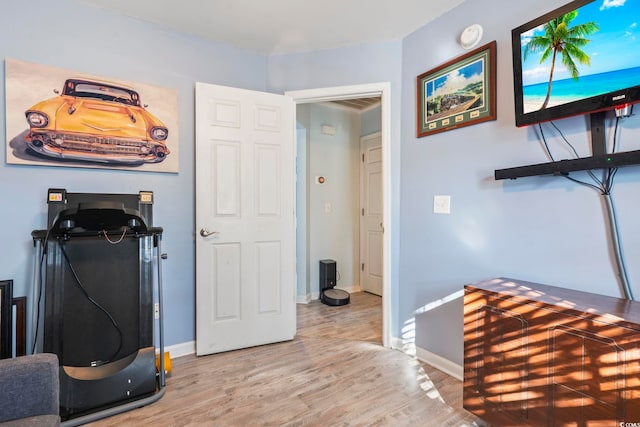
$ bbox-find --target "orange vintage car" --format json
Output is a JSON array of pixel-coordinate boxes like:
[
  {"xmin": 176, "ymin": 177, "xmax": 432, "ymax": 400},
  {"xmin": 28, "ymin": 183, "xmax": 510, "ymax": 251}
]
[{"xmin": 24, "ymin": 78, "xmax": 170, "ymax": 164}]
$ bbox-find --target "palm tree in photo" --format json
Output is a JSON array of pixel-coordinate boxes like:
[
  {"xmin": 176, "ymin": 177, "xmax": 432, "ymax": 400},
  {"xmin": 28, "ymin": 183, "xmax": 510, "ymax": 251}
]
[{"xmin": 524, "ymin": 10, "xmax": 599, "ymax": 110}]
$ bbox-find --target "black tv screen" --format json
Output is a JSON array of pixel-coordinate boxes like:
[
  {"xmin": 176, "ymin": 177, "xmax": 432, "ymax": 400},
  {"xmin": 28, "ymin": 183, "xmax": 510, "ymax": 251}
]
[{"xmin": 512, "ymin": 0, "xmax": 640, "ymax": 127}]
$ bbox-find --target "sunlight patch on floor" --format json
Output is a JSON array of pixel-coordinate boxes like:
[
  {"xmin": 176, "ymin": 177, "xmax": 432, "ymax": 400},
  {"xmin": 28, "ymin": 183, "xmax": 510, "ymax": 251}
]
[
  {"xmin": 398, "ymin": 289, "xmax": 470, "ymax": 406},
  {"xmin": 401, "ymin": 317, "xmax": 445, "ymax": 403}
]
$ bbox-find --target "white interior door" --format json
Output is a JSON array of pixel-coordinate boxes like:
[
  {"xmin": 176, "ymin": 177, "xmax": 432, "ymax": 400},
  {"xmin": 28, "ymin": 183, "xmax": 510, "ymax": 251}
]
[
  {"xmin": 195, "ymin": 82, "xmax": 295, "ymax": 356},
  {"xmin": 360, "ymin": 132, "xmax": 383, "ymax": 296}
]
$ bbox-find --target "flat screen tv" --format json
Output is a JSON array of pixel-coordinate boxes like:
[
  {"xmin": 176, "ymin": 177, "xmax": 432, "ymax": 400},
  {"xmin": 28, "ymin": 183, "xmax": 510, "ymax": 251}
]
[{"xmin": 512, "ymin": 0, "xmax": 640, "ymax": 127}]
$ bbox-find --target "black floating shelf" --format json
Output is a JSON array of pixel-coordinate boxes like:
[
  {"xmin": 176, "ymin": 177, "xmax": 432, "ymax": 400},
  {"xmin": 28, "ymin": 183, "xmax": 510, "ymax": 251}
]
[{"xmin": 495, "ymin": 149, "xmax": 640, "ymax": 180}]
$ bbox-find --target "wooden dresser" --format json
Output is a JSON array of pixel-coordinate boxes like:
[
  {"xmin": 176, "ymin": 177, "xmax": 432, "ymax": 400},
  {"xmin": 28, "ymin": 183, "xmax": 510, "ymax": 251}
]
[{"xmin": 463, "ymin": 278, "xmax": 640, "ymax": 427}]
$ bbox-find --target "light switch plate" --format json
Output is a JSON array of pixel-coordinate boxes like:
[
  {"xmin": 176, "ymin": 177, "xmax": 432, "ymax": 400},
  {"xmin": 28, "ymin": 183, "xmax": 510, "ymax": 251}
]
[{"xmin": 433, "ymin": 195, "xmax": 451, "ymax": 214}]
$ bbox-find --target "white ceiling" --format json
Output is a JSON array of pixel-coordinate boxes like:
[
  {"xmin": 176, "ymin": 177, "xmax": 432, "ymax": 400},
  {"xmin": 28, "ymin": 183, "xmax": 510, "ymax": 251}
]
[{"xmin": 77, "ymin": 0, "xmax": 465, "ymax": 55}]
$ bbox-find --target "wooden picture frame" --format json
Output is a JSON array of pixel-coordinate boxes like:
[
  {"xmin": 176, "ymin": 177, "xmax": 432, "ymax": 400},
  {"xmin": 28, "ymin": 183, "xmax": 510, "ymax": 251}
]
[
  {"xmin": 0, "ymin": 279, "xmax": 13, "ymax": 359},
  {"xmin": 13, "ymin": 296, "xmax": 27, "ymax": 357},
  {"xmin": 417, "ymin": 41, "xmax": 497, "ymax": 138}
]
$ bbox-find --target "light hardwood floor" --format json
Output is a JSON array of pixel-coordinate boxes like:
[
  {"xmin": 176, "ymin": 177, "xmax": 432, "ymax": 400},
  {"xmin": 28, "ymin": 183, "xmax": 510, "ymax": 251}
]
[{"xmin": 87, "ymin": 292, "xmax": 482, "ymax": 426}]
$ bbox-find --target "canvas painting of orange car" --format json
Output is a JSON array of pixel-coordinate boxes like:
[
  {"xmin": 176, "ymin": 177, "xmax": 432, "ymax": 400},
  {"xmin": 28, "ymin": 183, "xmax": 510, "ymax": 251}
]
[{"xmin": 5, "ymin": 58, "xmax": 179, "ymax": 173}]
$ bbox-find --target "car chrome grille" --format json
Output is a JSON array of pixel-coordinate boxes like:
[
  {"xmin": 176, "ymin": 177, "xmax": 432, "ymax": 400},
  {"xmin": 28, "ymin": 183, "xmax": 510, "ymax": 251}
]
[{"xmin": 57, "ymin": 134, "xmax": 149, "ymax": 155}]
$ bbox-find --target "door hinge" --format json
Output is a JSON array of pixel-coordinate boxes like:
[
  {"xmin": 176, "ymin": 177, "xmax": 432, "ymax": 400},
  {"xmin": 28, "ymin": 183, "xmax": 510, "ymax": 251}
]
[
  {"xmin": 362, "ymin": 153, "xmax": 365, "ymax": 162},
  {"xmin": 362, "ymin": 208, "xmax": 365, "ymax": 216},
  {"xmin": 361, "ymin": 263, "xmax": 365, "ymax": 271}
]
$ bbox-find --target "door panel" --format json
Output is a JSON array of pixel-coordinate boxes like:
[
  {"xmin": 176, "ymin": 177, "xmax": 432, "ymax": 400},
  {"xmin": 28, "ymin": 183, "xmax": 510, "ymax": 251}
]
[
  {"xmin": 212, "ymin": 243, "xmax": 241, "ymax": 321},
  {"xmin": 195, "ymin": 82, "xmax": 295, "ymax": 356},
  {"xmin": 256, "ymin": 144, "xmax": 280, "ymax": 216},
  {"xmin": 360, "ymin": 133, "xmax": 383, "ymax": 296},
  {"xmin": 256, "ymin": 241, "xmax": 281, "ymax": 314},
  {"xmin": 215, "ymin": 141, "xmax": 241, "ymax": 216}
]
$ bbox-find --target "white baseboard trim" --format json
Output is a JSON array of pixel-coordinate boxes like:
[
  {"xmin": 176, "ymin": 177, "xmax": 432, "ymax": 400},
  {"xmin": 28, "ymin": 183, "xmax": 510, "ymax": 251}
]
[
  {"xmin": 157, "ymin": 341, "xmax": 195, "ymax": 359},
  {"xmin": 387, "ymin": 337, "xmax": 463, "ymax": 381},
  {"xmin": 296, "ymin": 294, "xmax": 311, "ymax": 304},
  {"xmin": 415, "ymin": 346, "xmax": 463, "ymax": 381},
  {"xmin": 345, "ymin": 284, "xmax": 362, "ymax": 293},
  {"xmin": 390, "ymin": 336, "xmax": 403, "ymax": 350}
]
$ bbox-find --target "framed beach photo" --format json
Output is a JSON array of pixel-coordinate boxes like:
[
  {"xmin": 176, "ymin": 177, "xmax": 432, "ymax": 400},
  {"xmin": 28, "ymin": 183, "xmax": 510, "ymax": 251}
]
[{"xmin": 417, "ymin": 41, "xmax": 497, "ymax": 137}]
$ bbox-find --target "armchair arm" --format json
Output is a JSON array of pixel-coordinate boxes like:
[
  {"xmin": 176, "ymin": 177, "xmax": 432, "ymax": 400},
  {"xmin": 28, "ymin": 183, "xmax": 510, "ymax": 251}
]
[{"xmin": 0, "ymin": 353, "xmax": 59, "ymax": 423}]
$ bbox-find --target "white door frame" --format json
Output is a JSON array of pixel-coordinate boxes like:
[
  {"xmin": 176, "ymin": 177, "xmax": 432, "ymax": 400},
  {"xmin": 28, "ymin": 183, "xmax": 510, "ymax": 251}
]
[{"xmin": 286, "ymin": 83, "xmax": 392, "ymax": 348}]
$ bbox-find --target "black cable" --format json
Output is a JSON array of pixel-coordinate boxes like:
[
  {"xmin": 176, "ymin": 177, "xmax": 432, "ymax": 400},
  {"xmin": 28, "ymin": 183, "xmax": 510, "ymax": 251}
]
[
  {"xmin": 562, "ymin": 174, "xmax": 604, "ymax": 193},
  {"xmin": 537, "ymin": 123, "xmax": 556, "ymax": 161},
  {"xmin": 541, "ymin": 121, "xmax": 605, "ymax": 191},
  {"xmin": 543, "ymin": 115, "xmax": 634, "ymax": 300},
  {"xmin": 611, "ymin": 116, "xmax": 621, "ymax": 154},
  {"xmin": 552, "ymin": 121, "xmax": 605, "ymax": 188},
  {"xmin": 550, "ymin": 121, "xmax": 581, "ymax": 158},
  {"xmin": 58, "ymin": 240, "xmax": 123, "ymax": 364},
  {"xmin": 608, "ymin": 167, "xmax": 620, "ymax": 192},
  {"xmin": 604, "ymin": 116, "xmax": 621, "ymax": 193}
]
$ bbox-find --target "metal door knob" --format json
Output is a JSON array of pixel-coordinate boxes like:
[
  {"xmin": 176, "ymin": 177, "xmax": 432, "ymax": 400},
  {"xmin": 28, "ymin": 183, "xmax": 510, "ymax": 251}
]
[{"xmin": 199, "ymin": 228, "xmax": 219, "ymax": 237}]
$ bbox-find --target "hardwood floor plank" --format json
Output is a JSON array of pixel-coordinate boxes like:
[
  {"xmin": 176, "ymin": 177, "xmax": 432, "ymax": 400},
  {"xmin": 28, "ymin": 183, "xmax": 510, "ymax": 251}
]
[{"xmin": 86, "ymin": 292, "xmax": 482, "ymax": 426}]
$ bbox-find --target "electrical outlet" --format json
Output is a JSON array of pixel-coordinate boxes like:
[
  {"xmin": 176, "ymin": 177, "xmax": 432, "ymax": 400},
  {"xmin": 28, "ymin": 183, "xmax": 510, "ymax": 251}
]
[{"xmin": 154, "ymin": 303, "xmax": 160, "ymax": 319}]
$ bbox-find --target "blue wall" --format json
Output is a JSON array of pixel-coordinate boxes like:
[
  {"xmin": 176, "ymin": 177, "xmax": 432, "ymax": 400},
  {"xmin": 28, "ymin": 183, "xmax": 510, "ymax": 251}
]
[
  {"xmin": 3, "ymin": 0, "xmax": 640, "ymax": 368},
  {"xmin": 361, "ymin": 106, "xmax": 382, "ymax": 136},
  {"xmin": 0, "ymin": 0, "xmax": 267, "ymax": 347},
  {"xmin": 401, "ymin": 0, "xmax": 640, "ymax": 365}
]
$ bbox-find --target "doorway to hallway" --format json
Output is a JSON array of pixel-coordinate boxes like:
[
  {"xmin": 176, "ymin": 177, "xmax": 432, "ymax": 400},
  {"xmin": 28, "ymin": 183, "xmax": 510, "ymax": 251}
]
[{"xmin": 287, "ymin": 83, "xmax": 392, "ymax": 347}]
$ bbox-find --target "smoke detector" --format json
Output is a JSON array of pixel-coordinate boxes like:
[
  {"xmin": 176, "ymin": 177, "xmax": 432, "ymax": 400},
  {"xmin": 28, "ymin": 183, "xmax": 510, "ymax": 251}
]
[{"xmin": 460, "ymin": 24, "xmax": 483, "ymax": 50}]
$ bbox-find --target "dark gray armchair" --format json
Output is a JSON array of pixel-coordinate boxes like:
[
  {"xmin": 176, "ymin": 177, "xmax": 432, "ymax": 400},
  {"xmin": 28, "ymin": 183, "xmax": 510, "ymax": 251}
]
[{"xmin": 0, "ymin": 353, "xmax": 60, "ymax": 426}]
